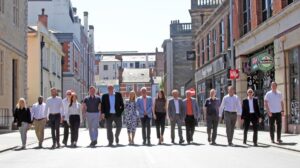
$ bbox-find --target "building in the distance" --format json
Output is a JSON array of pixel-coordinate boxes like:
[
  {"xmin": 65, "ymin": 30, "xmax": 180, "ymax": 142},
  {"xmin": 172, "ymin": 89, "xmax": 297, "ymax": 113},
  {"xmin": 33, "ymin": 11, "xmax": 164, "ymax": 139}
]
[
  {"xmin": 27, "ymin": 9, "xmax": 64, "ymax": 105},
  {"xmin": 0, "ymin": 0, "xmax": 28, "ymax": 130},
  {"xmin": 28, "ymin": 0, "xmax": 95, "ymax": 101},
  {"xmin": 162, "ymin": 20, "xmax": 195, "ymax": 97}
]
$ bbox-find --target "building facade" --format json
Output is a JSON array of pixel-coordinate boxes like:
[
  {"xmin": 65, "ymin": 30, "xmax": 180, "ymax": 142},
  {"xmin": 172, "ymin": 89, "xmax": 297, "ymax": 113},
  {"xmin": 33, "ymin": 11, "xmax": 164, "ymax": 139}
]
[
  {"xmin": 233, "ymin": 0, "xmax": 300, "ymax": 133},
  {"xmin": 191, "ymin": 0, "xmax": 230, "ymax": 115},
  {"xmin": 162, "ymin": 20, "xmax": 195, "ymax": 97},
  {"xmin": 27, "ymin": 10, "xmax": 64, "ymax": 105},
  {"xmin": 0, "ymin": 0, "xmax": 28, "ymax": 130},
  {"xmin": 28, "ymin": 0, "xmax": 95, "ymax": 101}
]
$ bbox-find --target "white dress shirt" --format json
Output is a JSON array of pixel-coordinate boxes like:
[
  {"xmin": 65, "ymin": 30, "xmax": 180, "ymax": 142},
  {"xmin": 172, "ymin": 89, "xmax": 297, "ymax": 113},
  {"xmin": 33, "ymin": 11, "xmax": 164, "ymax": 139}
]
[
  {"xmin": 264, "ymin": 90, "xmax": 283, "ymax": 113},
  {"xmin": 248, "ymin": 97, "xmax": 255, "ymax": 113},
  {"xmin": 219, "ymin": 94, "xmax": 242, "ymax": 117},
  {"xmin": 174, "ymin": 99, "xmax": 180, "ymax": 114},
  {"xmin": 45, "ymin": 96, "xmax": 63, "ymax": 118},
  {"xmin": 65, "ymin": 102, "xmax": 82, "ymax": 123},
  {"xmin": 62, "ymin": 98, "xmax": 70, "ymax": 118},
  {"xmin": 31, "ymin": 103, "xmax": 47, "ymax": 120}
]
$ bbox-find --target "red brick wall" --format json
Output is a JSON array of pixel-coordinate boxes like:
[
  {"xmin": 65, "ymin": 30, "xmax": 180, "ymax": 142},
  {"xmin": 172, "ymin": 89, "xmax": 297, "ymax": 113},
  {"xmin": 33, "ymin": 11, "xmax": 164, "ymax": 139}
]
[
  {"xmin": 119, "ymin": 83, "xmax": 152, "ymax": 99},
  {"xmin": 62, "ymin": 42, "xmax": 70, "ymax": 72}
]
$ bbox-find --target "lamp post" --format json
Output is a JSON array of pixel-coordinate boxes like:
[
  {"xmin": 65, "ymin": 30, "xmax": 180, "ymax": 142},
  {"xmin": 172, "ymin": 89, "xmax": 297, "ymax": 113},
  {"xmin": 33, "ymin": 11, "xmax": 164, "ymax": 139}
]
[
  {"xmin": 229, "ymin": 0, "xmax": 235, "ymax": 87},
  {"xmin": 40, "ymin": 36, "xmax": 45, "ymax": 96}
]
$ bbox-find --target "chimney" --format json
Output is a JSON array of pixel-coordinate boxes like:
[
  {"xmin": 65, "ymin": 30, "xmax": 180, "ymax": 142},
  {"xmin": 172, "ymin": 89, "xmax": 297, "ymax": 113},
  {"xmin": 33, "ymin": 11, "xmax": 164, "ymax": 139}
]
[
  {"xmin": 89, "ymin": 25, "xmax": 94, "ymax": 44},
  {"xmin": 38, "ymin": 8, "xmax": 48, "ymax": 28},
  {"xmin": 72, "ymin": 7, "xmax": 77, "ymax": 15},
  {"xmin": 84, "ymin": 11, "xmax": 89, "ymax": 35}
]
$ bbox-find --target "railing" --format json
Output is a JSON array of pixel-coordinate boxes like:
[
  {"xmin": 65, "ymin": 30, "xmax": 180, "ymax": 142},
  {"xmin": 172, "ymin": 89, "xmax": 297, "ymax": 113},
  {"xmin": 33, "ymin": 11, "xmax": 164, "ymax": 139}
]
[
  {"xmin": 0, "ymin": 108, "xmax": 10, "ymax": 129},
  {"xmin": 191, "ymin": 0, "xmax": 225, "ymax": 9},
  {"xmin": 170, "ymin": 21, "xmax": 192, "ymax": 36}
]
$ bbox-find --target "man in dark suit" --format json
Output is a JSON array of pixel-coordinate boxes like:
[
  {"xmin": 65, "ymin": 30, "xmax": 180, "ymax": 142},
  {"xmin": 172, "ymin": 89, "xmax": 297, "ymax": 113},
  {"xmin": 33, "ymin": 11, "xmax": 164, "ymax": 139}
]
[
  {"xmin": 241, "ymin": 88, "xmax": 261, "ymax": 146},
  {"xmin": 101, "ymin": 85, "xmax": 124, "ymax": 146}
]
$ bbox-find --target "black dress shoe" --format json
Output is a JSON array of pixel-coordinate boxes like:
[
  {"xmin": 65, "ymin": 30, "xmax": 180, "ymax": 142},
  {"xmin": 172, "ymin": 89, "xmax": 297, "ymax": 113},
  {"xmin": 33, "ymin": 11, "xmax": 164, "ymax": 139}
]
[
  {"xmin": 143, "ymin": 141, "xmax": 146, "ymax": 145},
  {"xmin": 208, "ymin": 137, "xmax": 211, "ymax": 143},
  {"xmin": 171, "ymin": 139, "xmax": 175, "ymax": 144},
  {"xmin": 108, "ymin": 143, "xmax": 113, "ymax": 146},
  {"xmin": 147, "ymin": 140, "xmax": 151, "ymax": 146},
  {"xmin": 254, "ymin": 143, "xmax": 258, "ymax": 147},
  {"xmin": 179, "ymin": 139, "xmax": 185, "ymax": 144},
  {"xmin": 271, "ymin": 140, "xmax": 275, "ymax": 143},
  {"xmin": 57, "ymin": 143, "xmax": 61, "ymax": 148},
  {"xmin": 51, "ymin": 144, "xmax": 56, "ymax": 149},
  {"xmin": 277, "ymin": 139, "xmax": 283, "ymax": 143},
  {"xmin": 115, "ymin": 137, "xmax": 119, "ymax": 144}
]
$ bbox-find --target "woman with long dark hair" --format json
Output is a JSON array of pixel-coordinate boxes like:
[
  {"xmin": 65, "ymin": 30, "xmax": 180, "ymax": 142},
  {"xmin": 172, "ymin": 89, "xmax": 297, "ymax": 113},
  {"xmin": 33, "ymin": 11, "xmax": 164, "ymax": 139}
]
[
  {"xmin": 153, "ymin": 90, "xmax": 167, "ymax": 145},
  {"xmin": 66, "ymin": 92, "xmax": 82, "ymax": 147}
]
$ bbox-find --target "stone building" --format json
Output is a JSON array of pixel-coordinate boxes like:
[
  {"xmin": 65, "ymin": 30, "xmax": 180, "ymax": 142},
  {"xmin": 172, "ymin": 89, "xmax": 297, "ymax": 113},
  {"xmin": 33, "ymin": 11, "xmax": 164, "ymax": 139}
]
[
  {"xmin": 0, "ymin": 0, "xmax": 28, "ymax": 130},
  {"xmin": 27, "ymin": 9, "xmax": 64, "ymax": 105},
  {"xmin": 162, "ymin": 20, "xmax": 195, "ymax": 97}
]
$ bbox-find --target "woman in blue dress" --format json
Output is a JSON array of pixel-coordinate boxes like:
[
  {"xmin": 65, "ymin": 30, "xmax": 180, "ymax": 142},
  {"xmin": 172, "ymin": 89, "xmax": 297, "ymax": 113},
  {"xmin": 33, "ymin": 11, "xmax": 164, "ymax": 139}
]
[{"xmin": 125, "ymin": 90, "xmax": 138, "ymax": 145}]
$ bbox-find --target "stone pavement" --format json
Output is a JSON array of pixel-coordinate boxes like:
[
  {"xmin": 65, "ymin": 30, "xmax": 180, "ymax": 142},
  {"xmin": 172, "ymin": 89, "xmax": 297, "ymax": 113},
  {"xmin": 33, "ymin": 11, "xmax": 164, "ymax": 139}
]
[{"xmin": 195, "ymin": 126, "xmax": 300, "ymax": 152}]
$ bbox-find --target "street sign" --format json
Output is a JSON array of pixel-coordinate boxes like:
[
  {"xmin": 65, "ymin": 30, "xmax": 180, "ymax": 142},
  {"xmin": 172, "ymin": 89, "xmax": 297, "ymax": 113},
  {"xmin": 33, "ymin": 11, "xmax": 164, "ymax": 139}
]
[{"xmin": 229, "ymin": 69, "xmax": 239, "ymax": 79}]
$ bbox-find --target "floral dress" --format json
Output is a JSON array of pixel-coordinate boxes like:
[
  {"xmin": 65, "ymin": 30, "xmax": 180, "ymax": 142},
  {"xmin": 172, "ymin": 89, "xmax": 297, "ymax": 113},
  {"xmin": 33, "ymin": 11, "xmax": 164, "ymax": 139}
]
[{"xmin": 125, "ymin": 101, "xmax": 138, "ymax": 133}]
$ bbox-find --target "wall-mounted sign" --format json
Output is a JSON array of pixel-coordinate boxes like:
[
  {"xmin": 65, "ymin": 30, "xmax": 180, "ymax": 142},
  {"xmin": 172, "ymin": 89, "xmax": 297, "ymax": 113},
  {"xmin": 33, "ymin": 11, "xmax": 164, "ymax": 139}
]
[
  {"xmin": 251, "ymin": 52, "xmax": 274, "ymax": 72},
  {"xmin": 229, "ymin": 69, "xmax": 239, "ymax": 79},
  {"xmin": 186, "ymin": 51, "xmax": 196, "ymax": 60}
]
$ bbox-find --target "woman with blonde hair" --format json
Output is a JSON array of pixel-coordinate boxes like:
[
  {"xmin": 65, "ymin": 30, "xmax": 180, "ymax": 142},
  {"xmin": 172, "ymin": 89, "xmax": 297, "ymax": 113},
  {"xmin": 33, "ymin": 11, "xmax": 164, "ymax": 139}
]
[
  {"xmin": 13, "ymin": 98, "xmax": 32, "ymax": 149},
  {"xmin": 124, "ymin": 90, "xmax": 138, "ymax": 145}
]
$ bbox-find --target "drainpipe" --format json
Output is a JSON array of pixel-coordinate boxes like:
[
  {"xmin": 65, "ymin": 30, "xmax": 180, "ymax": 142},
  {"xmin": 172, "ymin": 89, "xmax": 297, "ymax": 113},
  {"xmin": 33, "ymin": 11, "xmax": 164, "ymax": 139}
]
[
  {"xmin": 40, "ymin": 36, "xmax": 45, "ymax": 96},
  {"xmin": 229, "ymin": 0, "xmax": 235, "ymax": 88}
]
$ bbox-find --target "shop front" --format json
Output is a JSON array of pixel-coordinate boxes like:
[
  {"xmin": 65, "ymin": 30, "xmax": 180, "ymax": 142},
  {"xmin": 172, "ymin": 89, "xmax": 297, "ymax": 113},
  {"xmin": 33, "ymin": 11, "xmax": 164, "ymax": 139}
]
[
  {"xmin": 243, "ymin": 45, "xmax": 275, "ymax": 130},
  {"xmin": 195, "ymin": 57, "xmax": 228, "ymax": 120},
  {"xmin": 288, "ymin": 47, "xmax": 300, "ymax": 133}
]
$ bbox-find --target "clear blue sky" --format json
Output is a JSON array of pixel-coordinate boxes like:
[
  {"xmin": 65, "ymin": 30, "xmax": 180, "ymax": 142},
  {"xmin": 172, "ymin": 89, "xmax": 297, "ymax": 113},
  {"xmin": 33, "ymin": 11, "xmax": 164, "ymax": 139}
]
[{"xmin": 71, "ymin": 0, "xmax": 191, "ymax": 52}]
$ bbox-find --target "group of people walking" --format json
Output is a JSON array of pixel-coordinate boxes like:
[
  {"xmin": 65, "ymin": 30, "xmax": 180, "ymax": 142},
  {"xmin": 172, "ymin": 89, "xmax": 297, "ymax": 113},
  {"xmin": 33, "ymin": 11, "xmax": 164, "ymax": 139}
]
[{"xmin": 13, "ymin": 82, "xmax": 284, "ymax": 149}]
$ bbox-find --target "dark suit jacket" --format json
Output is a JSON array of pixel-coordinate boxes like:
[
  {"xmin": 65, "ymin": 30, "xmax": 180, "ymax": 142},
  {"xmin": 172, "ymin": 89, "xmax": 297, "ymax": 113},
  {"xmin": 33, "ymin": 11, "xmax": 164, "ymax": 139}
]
[
  {"xmin": 241, "ymin": 97, "xmax": 261, "ymax": 120},
  {"xmin": 101, "ymin": 92, "xmax": 124, "ymax": 118}
]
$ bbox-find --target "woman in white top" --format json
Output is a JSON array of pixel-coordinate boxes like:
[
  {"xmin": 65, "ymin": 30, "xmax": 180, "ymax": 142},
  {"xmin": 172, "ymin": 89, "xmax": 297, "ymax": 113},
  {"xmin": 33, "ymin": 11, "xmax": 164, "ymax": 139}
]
[{"xmin": 66, "ymin": 92, "xmax": 82, "ymax": 147}]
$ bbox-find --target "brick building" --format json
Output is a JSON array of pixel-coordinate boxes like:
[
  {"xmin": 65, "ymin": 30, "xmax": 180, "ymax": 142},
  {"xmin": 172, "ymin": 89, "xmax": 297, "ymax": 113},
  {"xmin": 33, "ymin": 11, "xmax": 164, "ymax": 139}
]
[{"xmin": 233, "ymin": 0, "xmax": 300, "ymax": 133}]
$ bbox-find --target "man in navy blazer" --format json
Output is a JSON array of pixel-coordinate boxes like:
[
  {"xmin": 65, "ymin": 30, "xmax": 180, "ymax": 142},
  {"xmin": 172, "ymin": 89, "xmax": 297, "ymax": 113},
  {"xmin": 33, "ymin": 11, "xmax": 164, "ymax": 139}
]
[
  {"xmin": 241, "ymin": 88, "xmax": 261, "ymax": 146},
  {"xmin": 136, "ymin": 87, "xmax": 153, "ymax": 145}
]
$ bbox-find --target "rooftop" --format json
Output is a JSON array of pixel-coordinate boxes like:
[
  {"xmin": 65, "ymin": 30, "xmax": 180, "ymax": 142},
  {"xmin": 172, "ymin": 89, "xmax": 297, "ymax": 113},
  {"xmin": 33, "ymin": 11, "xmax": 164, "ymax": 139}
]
[{"xmin": 122, "ymin": 68, "xmax": 150, "ymax": 83}]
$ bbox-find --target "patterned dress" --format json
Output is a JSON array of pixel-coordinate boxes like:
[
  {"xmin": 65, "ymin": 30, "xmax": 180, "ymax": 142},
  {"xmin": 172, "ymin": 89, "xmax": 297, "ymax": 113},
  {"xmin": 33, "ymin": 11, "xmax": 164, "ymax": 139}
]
[{"xmin": 125, "ymin": 101, "xmax": 138, "ymax": 133}]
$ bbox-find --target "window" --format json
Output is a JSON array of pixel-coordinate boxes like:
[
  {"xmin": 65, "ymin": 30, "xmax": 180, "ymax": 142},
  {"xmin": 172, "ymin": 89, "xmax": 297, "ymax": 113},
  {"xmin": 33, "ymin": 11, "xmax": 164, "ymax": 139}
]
[
  {"xmin": 52, "ymin": 52, "xmax": 56, "ymax": 74},
  {"xmin": 212, "ymin": 29, "xmax": 217, "ymax": 58},
  {"xmin": 197, "ymin": 43, "xmax": 200, "ymax": 67},
  {"xmin": 126, "ymin": 84, "xmax": 134, "ymax": 92},
  {"xmin": 13, "ymin": 0, "xmax": 19, "ymax": 26},
  {"xmin": 123, "ymin": 63, "xmax": 127, "ymax": 68},
  {"xmin": 227, "ymin": 15, "xmax": 231, "ymax": 48},
  {"xmin": 42, "ymin": 47, "xmax": 48, "ymax": 69},
  {"xmin": 201, "ymin": 39, "xmax": 205, "ymax": 65},
  {"xmin": 0, "ymin": 0, "xmax": 4, "ymax": 14},
  {"xmin": 103, "ymin": 65, "xmax": 108, "ymax": 71},
  {"xmin": 288, "ymin": 0, "xmax": 295, "ymax": 5},
  {"xmin": 130, "ymin": 63, "xmax": 134, "ymax": 68},
  {"xmin": 0, "ymin": 50, "xmax": 3, "ymax": 95},
  {"xmin": 206, "ymin": 33, "xmax": 211, "ymax": 62},
  {"xmin": 113, "ymin": 64, "xmax": 116, "ymax": 70},
  {"xmin": 262, "ymin": 0, "xmax": 273, "ymax": 22},
  {"xmin": 242, "ymin": 0, "xmax": 251, "ymax": 35},
  {"xmin": 137, "ymin": 84, "xmax": 145, "ymax": 91},
  {"xmin": 219, "ymin": 20, "xmax": 225, "ymax": 53}
]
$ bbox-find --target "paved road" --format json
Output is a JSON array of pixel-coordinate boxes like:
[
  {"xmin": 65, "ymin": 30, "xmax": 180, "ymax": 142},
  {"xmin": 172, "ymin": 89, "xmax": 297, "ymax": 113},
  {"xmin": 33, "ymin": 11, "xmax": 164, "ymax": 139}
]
[{"xmin": 0, "ymin": 127, "xmax": 299, "ymax": 168}]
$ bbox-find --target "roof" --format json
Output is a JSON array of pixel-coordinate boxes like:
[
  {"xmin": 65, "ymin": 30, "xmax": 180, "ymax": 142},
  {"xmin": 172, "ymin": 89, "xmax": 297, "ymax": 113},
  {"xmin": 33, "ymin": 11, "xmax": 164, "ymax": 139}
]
[
  {"xmin": 122, "ymin": 68, "xmax": 150, "ymax": 83},
  {"xmin": 95, "ymin": 79, "xmax": 119, "ymax": 86},
  {"xmin": 101, "ymin": 56, "xmax": 120, "ymax": 62},
  {"xmin": 122, "ymin": 55, "xmax": 156, "ymax": 62}
]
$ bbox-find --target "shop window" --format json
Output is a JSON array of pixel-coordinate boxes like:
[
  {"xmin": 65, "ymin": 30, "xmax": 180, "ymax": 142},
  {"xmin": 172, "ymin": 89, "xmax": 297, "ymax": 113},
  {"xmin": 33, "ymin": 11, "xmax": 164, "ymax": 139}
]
[
  {"xmin": 242, "ymin": 0, "xmax": 251, "ymax": 35},
  {"xmin": 289, "ymin": 47, "xmax": 300, "ymax": 124},
  {"xmin": 262, "ymin": 0, "xmax": 273, "ymax": 22}
]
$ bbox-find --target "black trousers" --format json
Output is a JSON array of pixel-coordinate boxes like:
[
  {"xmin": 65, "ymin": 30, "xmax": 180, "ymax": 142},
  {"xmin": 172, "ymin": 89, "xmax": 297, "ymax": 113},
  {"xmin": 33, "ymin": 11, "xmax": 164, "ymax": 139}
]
[
  {"xmin": 155, "ymin": 112, "xmax": 166, "ymax": 139},
  {"xmin": 69, "ymin": 115, "xmax": 80, "ymax": 143},
  {"xmin": 243, "ymin": 114, "xmax": 259, "ymax": 143},
  {"xmin": 49, "ymin": 113, "xmax": 61, "ymax": 144},
  {"xmin": 141, "ymin": 116, "xmax": 151, "ymax": 142},
  {"xmin": 106, "ymin": 114, "xmax": 122, "ymax": 144},
  {"xmin": 62, "ymin": 120, "xmax": 69, "ymax": 144},
  {"xmin": 269, "ymin": 113, "xmax": 282, "ymax": 141},
  {"xmin": 185, "ymin": 115, "xmax": 196, "ymax": 142},
  {"xmin": 207, "ymin": 115, "xmax": 219, "ymax": 143}
]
